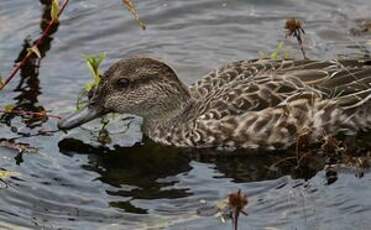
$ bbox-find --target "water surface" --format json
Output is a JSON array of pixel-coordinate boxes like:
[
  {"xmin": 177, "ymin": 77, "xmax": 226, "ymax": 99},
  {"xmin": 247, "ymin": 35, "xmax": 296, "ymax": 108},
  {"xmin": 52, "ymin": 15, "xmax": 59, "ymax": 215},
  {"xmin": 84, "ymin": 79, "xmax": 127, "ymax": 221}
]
[{"xmin": 0, "ymin": 0, "xmax": 371, "ymax": 229}]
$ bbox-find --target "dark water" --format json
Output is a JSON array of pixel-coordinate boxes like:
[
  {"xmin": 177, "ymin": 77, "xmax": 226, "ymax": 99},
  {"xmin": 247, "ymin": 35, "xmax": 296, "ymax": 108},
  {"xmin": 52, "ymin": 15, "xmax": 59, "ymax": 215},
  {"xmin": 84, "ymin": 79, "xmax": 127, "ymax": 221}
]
[{"xmin": 1, "ymin": 0, "xmax": 371, "ymax": 229}]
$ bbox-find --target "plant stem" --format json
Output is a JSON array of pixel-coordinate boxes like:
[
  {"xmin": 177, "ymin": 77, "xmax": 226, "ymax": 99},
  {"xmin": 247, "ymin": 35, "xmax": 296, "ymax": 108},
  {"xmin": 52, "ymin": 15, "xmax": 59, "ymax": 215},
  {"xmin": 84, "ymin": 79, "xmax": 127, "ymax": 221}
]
[
  {"xmin": 0, "ymin": 109, "xmax": 62, "ymax": 120},
  {"xmin": 0, "ymin": 0, "xmax": 70, "ymax": 91},
  {"xmin": 234, "ymin": 211, "xmax": 239, "ymax": 230}
]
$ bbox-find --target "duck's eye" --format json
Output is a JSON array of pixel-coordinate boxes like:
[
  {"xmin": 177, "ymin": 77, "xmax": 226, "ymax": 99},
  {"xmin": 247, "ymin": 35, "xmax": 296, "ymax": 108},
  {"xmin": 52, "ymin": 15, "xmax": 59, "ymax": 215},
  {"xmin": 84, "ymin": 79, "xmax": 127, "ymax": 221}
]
[{"xmin": 116, "ymin": 78, "xmax": 130, "ymax": 88}]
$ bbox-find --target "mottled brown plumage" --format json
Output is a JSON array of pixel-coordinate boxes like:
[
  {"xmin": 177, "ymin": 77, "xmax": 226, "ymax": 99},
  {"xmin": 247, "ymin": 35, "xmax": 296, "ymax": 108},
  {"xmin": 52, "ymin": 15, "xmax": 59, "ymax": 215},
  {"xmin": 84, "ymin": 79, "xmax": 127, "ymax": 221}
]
[{"xmin": 58, "ymin": 57, "xmax": 371, "ymax": 150}]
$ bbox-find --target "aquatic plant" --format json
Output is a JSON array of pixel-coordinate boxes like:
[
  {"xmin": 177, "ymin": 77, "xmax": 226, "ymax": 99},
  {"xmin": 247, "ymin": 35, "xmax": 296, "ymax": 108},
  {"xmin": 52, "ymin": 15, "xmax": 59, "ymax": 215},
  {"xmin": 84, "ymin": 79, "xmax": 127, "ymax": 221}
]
[
  {"xmin": 76, "ymin": 53, "xmax": 117, "ymax": 145},
  {"xmin": 0, "ymin": 0, "xmax": 145, "ymax": 124},
  {"xmin": 270, "ymin": 41, "xmax": 289, "ymax": 60},
  {"xmin": 0, "ymin": 0, "xmax": 70, "ymax": 91},
  {"xmin": 0, "ymin": 138, "xmax": 38, "ymax": 154},
  {"xmin": 0, "ymin": 105, "xmax": 62, "ymax": 120},
  {"xmin": 75, "ymin": 53, "xmax": 106, "ymax": 112},
  {"xmin": 83, "ymin": 53, "xmax": 106, "ymax": 92},
  {"xmin": 228, "ymin": 189, "xmax": 248, "ymax": 230},
  {"xmin": 0, "ymin": 0, "xmax": 145, "ymax": 91},
  {"xmin": 0, "ymin": 170, "xmax": 19, "ymax": 189},
  {"xmin": 285, "ymin": 17, "xmax": 307, "ymax": 59},
  {"xmin": 197, "ymin": 189, "xmax": 249, "ymax": 230}
]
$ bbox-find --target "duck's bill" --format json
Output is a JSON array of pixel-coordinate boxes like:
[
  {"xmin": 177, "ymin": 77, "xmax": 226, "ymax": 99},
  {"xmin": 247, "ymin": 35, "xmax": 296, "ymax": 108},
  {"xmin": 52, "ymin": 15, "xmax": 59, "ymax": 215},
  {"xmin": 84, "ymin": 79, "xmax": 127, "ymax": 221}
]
[{"xmin": 58, "ymin": 106, "xmax": 104, "ymax": 130}]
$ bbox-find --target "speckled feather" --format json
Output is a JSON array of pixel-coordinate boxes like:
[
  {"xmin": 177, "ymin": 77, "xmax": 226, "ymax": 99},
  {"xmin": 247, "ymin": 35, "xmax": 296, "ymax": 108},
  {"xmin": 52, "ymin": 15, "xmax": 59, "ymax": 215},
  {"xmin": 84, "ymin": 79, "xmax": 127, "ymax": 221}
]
[
  {"xmin": 77, "ymin": 57, "xmax": 371, "ymax": 150},
  {"xmin": 147, "ymin": 58, "xmax": 371, "ymax": 149}
]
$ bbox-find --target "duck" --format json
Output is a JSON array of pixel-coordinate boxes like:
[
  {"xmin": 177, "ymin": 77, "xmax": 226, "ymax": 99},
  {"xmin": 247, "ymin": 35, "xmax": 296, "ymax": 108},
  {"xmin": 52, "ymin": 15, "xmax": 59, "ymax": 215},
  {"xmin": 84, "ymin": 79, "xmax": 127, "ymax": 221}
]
[{"xmin": 58, "ymin": 57, "xmax": 371, "ymax": 150}]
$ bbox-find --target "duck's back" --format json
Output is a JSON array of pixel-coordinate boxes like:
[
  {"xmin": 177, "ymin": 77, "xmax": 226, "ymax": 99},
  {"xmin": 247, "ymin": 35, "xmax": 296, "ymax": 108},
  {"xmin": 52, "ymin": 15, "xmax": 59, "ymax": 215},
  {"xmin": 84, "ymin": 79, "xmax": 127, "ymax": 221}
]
[{"xmin": 186, "ymin": 58, "xmax": 371, "ymax": 149}]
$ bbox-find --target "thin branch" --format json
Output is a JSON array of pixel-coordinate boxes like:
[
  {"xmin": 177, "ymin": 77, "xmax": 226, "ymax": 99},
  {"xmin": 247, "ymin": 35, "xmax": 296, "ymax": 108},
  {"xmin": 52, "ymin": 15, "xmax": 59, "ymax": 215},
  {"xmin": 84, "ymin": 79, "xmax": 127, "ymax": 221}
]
[
  {"xmin": 0, "ymin": 109, "xmax": 62, "ymax": 120},
  {"xmin": 0, "ymin": 0, "xmax": 70, "ymax": 91}
]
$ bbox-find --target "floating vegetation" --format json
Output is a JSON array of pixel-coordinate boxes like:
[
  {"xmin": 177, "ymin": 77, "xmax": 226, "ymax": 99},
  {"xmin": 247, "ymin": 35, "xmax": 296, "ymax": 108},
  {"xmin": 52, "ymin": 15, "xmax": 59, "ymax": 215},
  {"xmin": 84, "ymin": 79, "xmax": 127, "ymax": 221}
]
[
  {"xmin": 0, "ymin": 170, "xmax": 18, "ymax": 179},
  {"xmin": 285, "ymin": 17, "xmax": 307, "ymax": 59},
  {"xmin": 0, "ymin": 170, "xmax": 19, "ymax": 189},
  {"xmin": 0, "ymin": 138, "xmax": 38, "ymax": 154},
  {"xmin": 0, "ymin": 104, "xmax": 62, "ymax": 120},
  {"xmin": 97, "ymin": 116, "xmax": 112, "ymax": 145},
  {"xmin": 266, "ymin": 130, "xmax": 371, "ymax": 183}
]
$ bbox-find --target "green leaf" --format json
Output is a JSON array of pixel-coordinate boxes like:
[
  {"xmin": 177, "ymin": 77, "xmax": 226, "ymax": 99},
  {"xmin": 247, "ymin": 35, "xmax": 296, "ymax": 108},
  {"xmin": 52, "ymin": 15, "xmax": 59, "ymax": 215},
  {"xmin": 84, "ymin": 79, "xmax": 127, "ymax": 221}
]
[
  {"xmin": 75, "ymin": 90, "xmax": 88, "ymax": 111},
  {"xmin": 82, "ymin": 52, "xmax": 106, "ymax": 91},
  {"xmin": 75, "ymin": 53, "xmax": 106, "ymax": 111},
  {"xmin": 269, "ymin": 42, "xmax": 290, "ymax": 61},
  {"xmin": 51, "ymin": 0, "xmax": 60, "ymax": 22},
  {"xmin": 84, "ymin": 82, "xmax": 95, "ymax": 92},
  {"xmin": 283, "ymin": 50, "xmax": 290, "ymax": 60}
]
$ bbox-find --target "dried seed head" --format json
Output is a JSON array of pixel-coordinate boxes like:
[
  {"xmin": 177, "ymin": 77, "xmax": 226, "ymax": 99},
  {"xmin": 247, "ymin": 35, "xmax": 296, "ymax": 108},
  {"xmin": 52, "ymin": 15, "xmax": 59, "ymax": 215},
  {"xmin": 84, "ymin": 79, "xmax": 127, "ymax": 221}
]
[
  {"xmin": 228, "ymin": 189, "xmax": 248, "ymax": 211},
  {"xmin": 284, "ymin": 17, "xmax": 307, "ymax": 59},
  {"xmin": 285, "ymin": 17, "xmax": 304, "ymax": 37}
]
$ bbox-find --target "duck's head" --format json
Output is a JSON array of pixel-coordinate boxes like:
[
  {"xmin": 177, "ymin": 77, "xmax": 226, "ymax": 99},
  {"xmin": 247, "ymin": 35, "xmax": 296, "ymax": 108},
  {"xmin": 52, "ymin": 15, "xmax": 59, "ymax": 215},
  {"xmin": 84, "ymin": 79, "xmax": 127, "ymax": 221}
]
[{"xmin": 58, "ymin": 57, "xmax": 190, "ymax": 130}]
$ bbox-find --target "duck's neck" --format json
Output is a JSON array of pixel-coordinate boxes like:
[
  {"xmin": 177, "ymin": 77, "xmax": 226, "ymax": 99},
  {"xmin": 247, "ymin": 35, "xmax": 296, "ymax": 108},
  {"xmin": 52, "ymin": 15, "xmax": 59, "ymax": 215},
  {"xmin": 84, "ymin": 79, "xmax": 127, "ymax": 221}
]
[{"xmin": 142, "ymin": 93, "xmax": 197, "ymax": 142}]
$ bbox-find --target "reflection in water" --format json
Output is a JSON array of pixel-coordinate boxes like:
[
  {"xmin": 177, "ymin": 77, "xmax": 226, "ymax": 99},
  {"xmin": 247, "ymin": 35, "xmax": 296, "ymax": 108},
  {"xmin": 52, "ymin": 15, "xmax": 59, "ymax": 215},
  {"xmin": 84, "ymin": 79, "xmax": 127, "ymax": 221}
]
[
  {"xmin": 198, "ymin": 152, "xmax": 321, "ymax": 182},
  {"xmin": 59, "ymin": 138, "xmax": 193, "ymax": 214},
  {"xmin": 58, "ymin": 137, "xmax": 327, "ymax": 214},
  {"xmin": 1, "ymin": 0, "xmax": 59, "ymax": 129}
]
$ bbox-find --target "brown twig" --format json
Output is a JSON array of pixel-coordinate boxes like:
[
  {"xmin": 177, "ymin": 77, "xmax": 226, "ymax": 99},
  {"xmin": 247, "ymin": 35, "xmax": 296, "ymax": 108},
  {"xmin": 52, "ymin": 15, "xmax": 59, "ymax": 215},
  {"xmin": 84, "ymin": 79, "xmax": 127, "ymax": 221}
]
[
  {"xmin": 0, "ymin": 0, "xmax": 70, "ymax": 91},
  {"xmin": 122, "ymin": 0, "xmax": 146, "ymax": 30},
  {"xmin": 0, "ymin": 109, "xmax": 62, "ymax": 120}
]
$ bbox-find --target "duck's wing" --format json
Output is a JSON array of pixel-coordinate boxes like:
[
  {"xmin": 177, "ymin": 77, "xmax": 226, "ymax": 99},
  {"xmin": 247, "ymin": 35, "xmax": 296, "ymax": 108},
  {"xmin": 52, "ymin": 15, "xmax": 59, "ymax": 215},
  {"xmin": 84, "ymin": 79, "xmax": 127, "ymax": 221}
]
[
  {"xmin": 190, "ymin": 58, "xmax": 371, "ymax": 119},
  {"xmin": 278, "ymin": 59, "xmax": 371, "ymax": 95},
  {"xmin": 189, "ymin": 58, "xmax": 371, "ymax": 149},
  {"xmin": 275, "ymin": 59, "xmax": 371, "ymax": 111}
]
